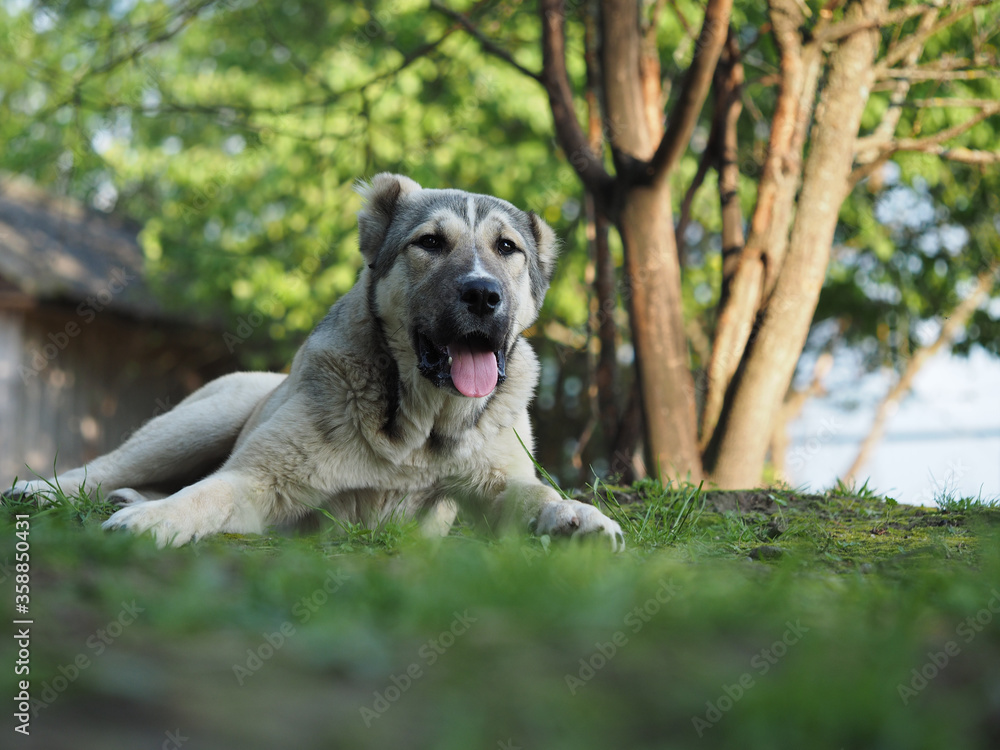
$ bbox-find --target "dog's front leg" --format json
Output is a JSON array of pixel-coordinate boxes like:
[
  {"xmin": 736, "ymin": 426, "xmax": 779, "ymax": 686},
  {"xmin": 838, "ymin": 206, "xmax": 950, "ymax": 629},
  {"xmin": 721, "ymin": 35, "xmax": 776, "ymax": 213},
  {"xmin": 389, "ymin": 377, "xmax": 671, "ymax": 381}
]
[
  {"xmin": 102, "ymin": 471, "xmax": 265, "ymax": 547},
  {"xmin": 6, "ymin": 372, "xmax": 285, "ymax": 506}
]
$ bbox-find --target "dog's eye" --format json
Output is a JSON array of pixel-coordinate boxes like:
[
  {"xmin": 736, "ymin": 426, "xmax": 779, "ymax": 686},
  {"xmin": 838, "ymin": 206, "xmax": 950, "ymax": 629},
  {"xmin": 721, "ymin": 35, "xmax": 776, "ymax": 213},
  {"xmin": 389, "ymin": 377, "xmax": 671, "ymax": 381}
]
[
  {"xmin": 416, "ymin": 234, "xmax": 444, "ymax": 251},
  {"xmin": 497, "ymin": 239, "xmax": 519, "ymax": 256}
]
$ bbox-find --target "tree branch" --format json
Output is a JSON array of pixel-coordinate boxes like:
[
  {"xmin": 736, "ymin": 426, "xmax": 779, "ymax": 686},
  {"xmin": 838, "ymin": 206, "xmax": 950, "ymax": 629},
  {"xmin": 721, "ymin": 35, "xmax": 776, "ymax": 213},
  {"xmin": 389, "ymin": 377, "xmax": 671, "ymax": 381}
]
[
  {"xmin": 87, "ymin": 0, "xmax": 215, "ymax": 77},
  {"xmin": 666, "ymin": 0, "xmax": 695, "ymax": 38},
  {"xmin": 879, "ymin": 0, "xmax": 992, "ymax": 70},
  {"xmin": 811, "ymin": 0, "xmax": 992, "ymax": 45},
  {"xmin": 857, "ymin": 8, "xmax": 937, "ymax": 164},
  {"xmin": 675, "ymin": 135, "xmax": 715, "ymax": 265},
  {"xmin": 855, "ymin": 101, "xmax": 1000, "ymax": 163},
  {"xmin": 539, "ymin": 0, "xmax": 613, "ymax": 198},
  {"xmin": 812, "ymin": 2, "xmax": 934, "ymax": 44},
  {"xmin": 582, "ymin": 6, "xmax": 620, "ymax": 460},
  {"xmin": 258, "ymin": 5, "xmax": 339, "ymax": 97},
  {"xmin": 33, "ymin": 0, "xmax": 213, "ymax": 124},
  {"xmin": 52, "ymin": 14, "xmax": 459, "ymax": 130},
  {"xmin": 716, "ymin": 28, "xmax": 746, "ymax": 293},
  {"xmin": 699, "ymin": 0, "xmax": 808, "ymax": 453},
  {"xmin": 879, "ymin": 143, "xmax": 1000, "ymax": 165},
  {"xmin": 878, "ymin": 67, "xmax": 1000, "ymax": 81},
  {"xmin": 641, "ymin": 0, "xmax": 733, "ymax": 184},
  {"xmin": 909, "ymin": 97, "xmax": 1000, "ymax": 108},
  {"xmin": 430, "ymin": 0, "xmax": 542, "ymax": 83},
  {"xmin": 640, "ymin": 0, "xmax": 668, "ymax": 139},
  {"xmin": 355, "ymin": 31, "xmax": 460, "ymax": 93}
]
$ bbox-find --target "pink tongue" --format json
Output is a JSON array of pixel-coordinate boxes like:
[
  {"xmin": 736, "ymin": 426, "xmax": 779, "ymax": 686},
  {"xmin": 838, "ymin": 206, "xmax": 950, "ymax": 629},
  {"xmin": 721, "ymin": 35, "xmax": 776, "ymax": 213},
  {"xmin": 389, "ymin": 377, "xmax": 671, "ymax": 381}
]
[{"xmin": 448, "ymin": 342, "xmax": 498, "ymax": 398}]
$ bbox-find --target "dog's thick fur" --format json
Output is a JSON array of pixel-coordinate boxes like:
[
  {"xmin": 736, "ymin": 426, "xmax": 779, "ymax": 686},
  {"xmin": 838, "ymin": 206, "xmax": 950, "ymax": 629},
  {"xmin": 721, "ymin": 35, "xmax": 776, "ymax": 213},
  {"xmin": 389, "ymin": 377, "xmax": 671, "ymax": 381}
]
[{"xmin": 7, "ymin": 174, "xmax": 624, "ymax": 549}]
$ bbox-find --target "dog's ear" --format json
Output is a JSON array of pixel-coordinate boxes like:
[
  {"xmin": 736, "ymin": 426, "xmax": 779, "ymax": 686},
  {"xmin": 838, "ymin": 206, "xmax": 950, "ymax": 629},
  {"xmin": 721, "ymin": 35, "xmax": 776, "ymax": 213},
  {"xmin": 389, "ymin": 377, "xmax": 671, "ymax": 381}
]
[
  {"xmin": 528, "ymin": 211, "xmax": 560, "ymax": 285},
  {"xmin": 356, "ymin": 173, "xmax": 422, "ymax": 262}
]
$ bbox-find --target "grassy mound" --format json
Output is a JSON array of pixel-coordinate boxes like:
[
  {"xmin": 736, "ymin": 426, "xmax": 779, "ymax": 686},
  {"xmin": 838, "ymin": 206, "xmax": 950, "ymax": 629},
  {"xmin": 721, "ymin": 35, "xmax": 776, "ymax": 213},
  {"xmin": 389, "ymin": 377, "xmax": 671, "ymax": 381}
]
[{"xmin": 3, "ymin": 482, "xmax": 999, "ymax": 749}]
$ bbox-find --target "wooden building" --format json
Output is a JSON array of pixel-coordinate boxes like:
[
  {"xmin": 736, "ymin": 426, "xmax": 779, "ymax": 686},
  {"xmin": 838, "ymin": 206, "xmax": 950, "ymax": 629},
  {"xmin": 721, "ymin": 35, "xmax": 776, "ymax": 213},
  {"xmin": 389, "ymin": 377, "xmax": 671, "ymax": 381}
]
[{"xmin": 0, "ymin": 174, "xmax": 239, "ymax": 488}]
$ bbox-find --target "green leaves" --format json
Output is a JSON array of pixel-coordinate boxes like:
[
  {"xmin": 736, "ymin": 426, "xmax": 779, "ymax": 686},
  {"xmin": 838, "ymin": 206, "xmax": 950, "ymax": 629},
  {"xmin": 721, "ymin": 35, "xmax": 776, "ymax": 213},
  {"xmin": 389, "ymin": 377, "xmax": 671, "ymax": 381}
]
[
  {"xmin": 1, "ymin": 0, "xmax": 997, "ymax": 382},
  {"xmin": 0, "ymin": 0, "xmax": 591, "ymax": 366}
]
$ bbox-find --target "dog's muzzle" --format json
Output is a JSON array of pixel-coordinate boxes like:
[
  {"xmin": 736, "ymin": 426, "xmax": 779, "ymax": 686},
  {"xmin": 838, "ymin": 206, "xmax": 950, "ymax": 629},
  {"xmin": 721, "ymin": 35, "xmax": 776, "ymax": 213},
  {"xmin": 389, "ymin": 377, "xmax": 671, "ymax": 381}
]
[
  {"xmin": 416, "ymin": 332, "xmax": 507, "ymax": 398},
  {"xmin": 413, "ymin": 276, "xmax": 510, "ymax": 398}
]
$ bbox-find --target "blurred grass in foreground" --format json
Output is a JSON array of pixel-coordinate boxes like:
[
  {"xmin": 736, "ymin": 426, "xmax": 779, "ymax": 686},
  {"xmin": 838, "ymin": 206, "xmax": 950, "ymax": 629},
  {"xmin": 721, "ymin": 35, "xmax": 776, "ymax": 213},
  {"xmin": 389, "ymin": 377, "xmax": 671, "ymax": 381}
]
[{"xmin": 1, "ymin": 482, "xmax": 999, "ymax": 749}]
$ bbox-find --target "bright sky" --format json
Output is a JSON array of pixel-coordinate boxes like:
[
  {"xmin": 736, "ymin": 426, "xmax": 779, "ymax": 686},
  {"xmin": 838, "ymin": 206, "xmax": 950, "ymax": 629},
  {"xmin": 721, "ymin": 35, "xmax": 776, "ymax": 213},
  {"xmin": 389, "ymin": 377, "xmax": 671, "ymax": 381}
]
[{"xmin": 786, "ymin": 346, "xmax": 1000, "ymax": 506}]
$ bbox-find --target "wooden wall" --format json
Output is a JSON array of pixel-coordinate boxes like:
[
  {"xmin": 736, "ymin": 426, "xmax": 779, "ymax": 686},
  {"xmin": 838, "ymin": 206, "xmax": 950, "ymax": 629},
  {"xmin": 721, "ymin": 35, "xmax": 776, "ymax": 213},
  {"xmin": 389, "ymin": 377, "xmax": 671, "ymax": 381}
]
[{"xmin": 0, "ymin": 304, "xmax": 238, "ymax": 488}]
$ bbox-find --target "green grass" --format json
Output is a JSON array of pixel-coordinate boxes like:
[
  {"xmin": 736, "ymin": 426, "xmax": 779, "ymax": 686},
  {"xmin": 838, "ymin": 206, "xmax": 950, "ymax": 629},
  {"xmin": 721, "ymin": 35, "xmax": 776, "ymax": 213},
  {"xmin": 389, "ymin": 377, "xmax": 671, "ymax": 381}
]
[
  {"xmin": 935, "ymin": 491, "xmax": 1000, "ymax": 513},
  {"xmin": 3, "ymin": 483, "xmax": 1000, "ymax": 749}
]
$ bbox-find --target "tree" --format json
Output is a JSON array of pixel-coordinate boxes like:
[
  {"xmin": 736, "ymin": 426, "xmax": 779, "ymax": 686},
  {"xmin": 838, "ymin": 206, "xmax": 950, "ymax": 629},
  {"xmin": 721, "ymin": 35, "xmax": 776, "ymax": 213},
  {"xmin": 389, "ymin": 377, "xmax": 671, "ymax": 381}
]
[{"xmin": 437, "ymin": 0, "xmax": 1000, "ymax": 487}]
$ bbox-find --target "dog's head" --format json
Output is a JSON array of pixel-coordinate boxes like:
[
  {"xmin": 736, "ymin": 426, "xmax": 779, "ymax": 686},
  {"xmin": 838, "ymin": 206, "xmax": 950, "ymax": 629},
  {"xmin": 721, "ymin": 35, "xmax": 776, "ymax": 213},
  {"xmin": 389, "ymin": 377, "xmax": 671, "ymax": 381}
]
[{"xmin": 357, "ymin": 173, "xmax": 558, "ymax": 399}]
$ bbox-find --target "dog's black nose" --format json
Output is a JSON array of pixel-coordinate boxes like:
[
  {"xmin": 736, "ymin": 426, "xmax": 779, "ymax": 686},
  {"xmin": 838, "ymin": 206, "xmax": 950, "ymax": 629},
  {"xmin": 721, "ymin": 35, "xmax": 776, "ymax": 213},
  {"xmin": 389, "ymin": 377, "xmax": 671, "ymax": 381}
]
[{"xmin": 460, "ymin": 278, "xmax": 503, "ymax": 317}]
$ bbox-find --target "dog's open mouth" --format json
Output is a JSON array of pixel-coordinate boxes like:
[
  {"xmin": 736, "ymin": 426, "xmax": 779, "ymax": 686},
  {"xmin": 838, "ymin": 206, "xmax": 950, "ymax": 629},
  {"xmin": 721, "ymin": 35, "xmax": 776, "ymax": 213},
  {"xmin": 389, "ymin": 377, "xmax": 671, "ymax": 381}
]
[{"xmin": 416, "ymin": 332, "xmax": 507, "ymax": 398}]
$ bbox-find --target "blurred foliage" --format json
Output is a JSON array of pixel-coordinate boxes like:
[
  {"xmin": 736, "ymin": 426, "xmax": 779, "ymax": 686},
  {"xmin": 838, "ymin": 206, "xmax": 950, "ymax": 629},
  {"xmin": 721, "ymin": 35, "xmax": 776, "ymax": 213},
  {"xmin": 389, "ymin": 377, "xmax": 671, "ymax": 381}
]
[
  {"xmin": 819, "ymin": 3, "xmax": 1000, "ymax": 369},
  {"xmin": 2, "ymin": 0, "xmax": 586, "ymax": 367},
  {"xmin": 1, "ymin": 0, "xmax": 998, "ymax": 474}
]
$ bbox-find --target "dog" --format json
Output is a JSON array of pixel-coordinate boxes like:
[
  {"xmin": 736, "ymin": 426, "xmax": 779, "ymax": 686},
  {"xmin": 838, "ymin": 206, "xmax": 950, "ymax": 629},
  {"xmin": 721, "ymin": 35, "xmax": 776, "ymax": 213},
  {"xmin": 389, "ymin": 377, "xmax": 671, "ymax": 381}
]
[{"xmin": 7, "ymin": 174, "xmax": 624, "ymax": 550}]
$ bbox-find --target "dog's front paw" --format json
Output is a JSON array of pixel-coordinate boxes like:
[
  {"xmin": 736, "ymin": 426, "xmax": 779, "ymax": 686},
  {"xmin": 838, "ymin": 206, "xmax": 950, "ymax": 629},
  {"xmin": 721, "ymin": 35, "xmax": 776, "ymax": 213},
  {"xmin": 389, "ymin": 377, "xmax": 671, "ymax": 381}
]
[
  {"xmin": 103, "ymin": 500, "xmax": 196, "ymax": 547},
  {"xmin": 532, "ymin": 499, "xmax": 625, "ymax": 552}
]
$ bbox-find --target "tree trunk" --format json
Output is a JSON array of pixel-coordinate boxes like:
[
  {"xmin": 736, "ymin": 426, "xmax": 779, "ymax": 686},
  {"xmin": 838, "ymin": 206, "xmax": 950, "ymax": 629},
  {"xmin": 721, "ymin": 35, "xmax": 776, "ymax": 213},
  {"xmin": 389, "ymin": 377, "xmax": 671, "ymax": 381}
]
[
  {"xmin": 699, "ymin": 0, "xmax": 815, "ymax": 452},
  {"xmin": 601, "ymin": 0, "xmax": 703, "ymax": 480},
  {"xmin": 583, "ymin": 6, "xmax": 620, "ymax": 446},
  {"xmin": 707, "ymin": 0, "xmax": 887, "ymax": 489},
  {"xmin": 590, "ymin": 194, "xmax": 619, "ymax": 442},
  {"xmin": 618, "ymin": 186, "xmax": 702, "ymax": 479},
  {"xmin": 612, "ymin": 377, "xmax": 646, "ymax": 482},
  {"xmin": 715, "ymin": 28, "xmax": 746, "ymax": 341}
]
